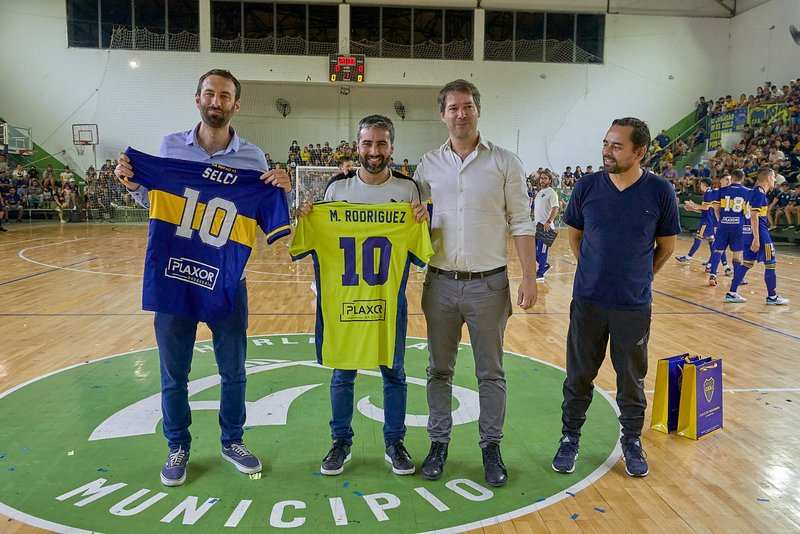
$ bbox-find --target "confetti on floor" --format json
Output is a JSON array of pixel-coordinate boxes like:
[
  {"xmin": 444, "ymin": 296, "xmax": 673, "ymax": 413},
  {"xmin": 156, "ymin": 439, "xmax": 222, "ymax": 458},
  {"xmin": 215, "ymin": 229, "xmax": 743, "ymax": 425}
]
[
  {"xmin": 570, "ymin": 513, "xmax": 579, "ymax": 520},
  {"xmin": 757, "ymin": 498, "xmax": 770, "ymax": 502},
  {"xmin": 594, "ymin": 507, "xmax": 606, "ymax": 513}
]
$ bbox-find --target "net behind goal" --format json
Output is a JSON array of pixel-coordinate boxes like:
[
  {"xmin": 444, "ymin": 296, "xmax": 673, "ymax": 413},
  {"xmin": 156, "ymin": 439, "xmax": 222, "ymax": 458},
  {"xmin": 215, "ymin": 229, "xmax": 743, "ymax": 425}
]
[{"xmin": 294, "ymin": 165, "xmax": 341, "ymax": 214}]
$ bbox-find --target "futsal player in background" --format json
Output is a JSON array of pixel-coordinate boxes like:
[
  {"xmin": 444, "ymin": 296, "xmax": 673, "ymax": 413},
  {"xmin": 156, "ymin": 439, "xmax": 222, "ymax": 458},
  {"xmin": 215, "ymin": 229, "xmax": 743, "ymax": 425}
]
[
  {"xmin": 707, "ymin": 169, "xmax": 749, "ymax": 287},
  {"xmin": 725, "ymin": 167, "xmax": 789, "ymax": 305},
  {"xmin": 677, "ymin": 175, "xmax": 730, "ymax": 272}
]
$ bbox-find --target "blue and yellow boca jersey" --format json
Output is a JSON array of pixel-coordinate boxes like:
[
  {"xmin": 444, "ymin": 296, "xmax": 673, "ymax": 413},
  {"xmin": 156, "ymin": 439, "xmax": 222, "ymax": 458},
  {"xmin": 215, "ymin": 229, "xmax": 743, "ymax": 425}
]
[
  {"xmin": 745, "ymin": 186, "xmax": 772, "ymax": 242},
  {"xmin": 126, "ymin": 148, "xmax": 291, "ymax": 322},
  {"xmin": 701, "ymin": 188, "xmax": 718, "ymax": 226},
  {"xmin": 290, "ymin": 202, "xmax": 434, "ymax": 370},
  {"xmin": 713, "ymin": 183, "xmax": 751, "ymax": 230}
]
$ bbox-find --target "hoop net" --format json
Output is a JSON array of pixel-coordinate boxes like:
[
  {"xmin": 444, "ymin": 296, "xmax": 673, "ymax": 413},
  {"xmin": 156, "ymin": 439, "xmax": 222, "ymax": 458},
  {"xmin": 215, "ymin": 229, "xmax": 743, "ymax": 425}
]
[{"xmin": 294, "ymin": 165, "xmax": 341, "ymax": 216}]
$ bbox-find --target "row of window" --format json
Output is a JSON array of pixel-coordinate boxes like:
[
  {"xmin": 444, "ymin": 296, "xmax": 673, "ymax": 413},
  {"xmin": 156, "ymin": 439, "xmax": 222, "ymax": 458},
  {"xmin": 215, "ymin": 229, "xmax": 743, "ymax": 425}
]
[{"xmin": 66, "ymin": 0, "xmax": 605, "ymax": 64}]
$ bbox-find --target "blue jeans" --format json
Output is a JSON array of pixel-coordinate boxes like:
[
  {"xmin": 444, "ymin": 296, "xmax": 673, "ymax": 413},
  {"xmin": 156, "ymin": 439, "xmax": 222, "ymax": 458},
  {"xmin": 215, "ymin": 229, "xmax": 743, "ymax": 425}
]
[
  {"xmin": 155, "ymin": 279, "xmax": 248, "ymax": 451},
  {"xmin": 330, "ymin": 366, "xmax": 407, "ymax": 446}
]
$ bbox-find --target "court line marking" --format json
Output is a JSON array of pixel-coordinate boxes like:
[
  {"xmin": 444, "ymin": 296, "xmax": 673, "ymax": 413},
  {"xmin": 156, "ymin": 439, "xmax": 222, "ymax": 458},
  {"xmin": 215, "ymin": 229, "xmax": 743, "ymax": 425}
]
[
  {"xmin": 0, "ymin": 237, "xmax": 49, "ymax": 248},
  {"xmin": 652, "ymin": 289, "xmax": 800, "ymax": 343},
  {"xmin": 17, "ymin": 238, "xmax": 141, "ymax": 278},
  {"xmin": 0, "ymin": 333, "xmax": 623, "ymax": 534},
  {"xmin": 0, "ymin": 257, "xmax": 98, "ymax": 287}
]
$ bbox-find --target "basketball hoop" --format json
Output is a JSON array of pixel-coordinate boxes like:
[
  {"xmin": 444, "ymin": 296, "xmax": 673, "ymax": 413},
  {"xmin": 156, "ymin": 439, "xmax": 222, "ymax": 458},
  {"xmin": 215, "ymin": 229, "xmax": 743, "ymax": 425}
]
[{"xmin": 75, "ymin": 143, "xmax": 86, "ymax": 156}]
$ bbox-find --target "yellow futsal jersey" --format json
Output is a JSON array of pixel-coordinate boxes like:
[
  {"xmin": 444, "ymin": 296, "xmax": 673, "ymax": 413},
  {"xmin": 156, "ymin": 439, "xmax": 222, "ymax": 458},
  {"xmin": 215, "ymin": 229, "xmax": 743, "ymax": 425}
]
[{"xmin": 290, "ymin": 202, "xmax": 434, "ymax": 370}]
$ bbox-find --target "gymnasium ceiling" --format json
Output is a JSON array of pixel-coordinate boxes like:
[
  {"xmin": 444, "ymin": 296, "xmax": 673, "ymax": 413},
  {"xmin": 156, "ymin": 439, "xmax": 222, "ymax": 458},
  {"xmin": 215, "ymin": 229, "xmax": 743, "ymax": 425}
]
[{"xmin": 339, "ymin": 0, "xmax": 773, "ymax": 18}]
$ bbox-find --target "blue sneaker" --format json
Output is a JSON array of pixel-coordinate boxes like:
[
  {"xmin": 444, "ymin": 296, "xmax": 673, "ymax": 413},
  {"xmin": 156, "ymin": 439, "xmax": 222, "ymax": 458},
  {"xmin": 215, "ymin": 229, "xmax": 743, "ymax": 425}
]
[
  {"xmin": 536, "ymin": 263, "xmax": 551, "ymax": 282},
  {"xmin": 160, "ymin": 446, "xmax": 189, "ymax": 486},
  {"xmin": 221, "ymin": 442, "xmax": 262, "ymax": 474},
  {"xmin": 621, "ymin": 438, "xmax": 649, "ymax": 477},
  {"xmin": 675, "ymin": 255, "xmax": 692, "ymax": 264},
  {"xmin": 551, "ymin": 435, "xmax": 579, "ymax": 473}
]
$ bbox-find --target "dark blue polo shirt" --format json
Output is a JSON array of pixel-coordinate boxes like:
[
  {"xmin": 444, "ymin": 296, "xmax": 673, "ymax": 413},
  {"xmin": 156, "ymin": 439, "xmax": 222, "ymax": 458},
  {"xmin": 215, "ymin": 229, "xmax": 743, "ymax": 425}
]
[{"xmin": 563, "ymin": 171, "xmax": 681, "ymax": 309}]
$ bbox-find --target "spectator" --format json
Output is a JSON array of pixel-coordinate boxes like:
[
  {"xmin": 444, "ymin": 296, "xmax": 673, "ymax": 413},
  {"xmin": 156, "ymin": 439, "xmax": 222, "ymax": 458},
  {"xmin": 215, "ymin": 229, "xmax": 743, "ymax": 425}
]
[
  {"xmin": 60, "ymin": 165, "xmax": 75, "ymax": 185},
  {"xmin": 769, "ymin": 182, "xmax": 792, "ymax": 228},
  {"xmin": 399, "ymin": 158, "xmax": 410, "ymax": 175},
  {"xmin": 3, "ymin": 187, "xmax": 23, "ymax": 222},
  {"xmin": 42, "ymin": 165, "xmax": 56, "ymax": 189},
  {"xmin": 655, "ymin": 129, "xmax": 670, "ymax": 149},
  {"xmin": 574, "ymin": 166, "xmax": 583, "ymax": 180},
  {"xmin": 12, "ymin": 164, "xmax": 27, "ymax": 187},
  {"xmin": 662, "ymin": 162, "xmax": 678, "ymax": 180}
]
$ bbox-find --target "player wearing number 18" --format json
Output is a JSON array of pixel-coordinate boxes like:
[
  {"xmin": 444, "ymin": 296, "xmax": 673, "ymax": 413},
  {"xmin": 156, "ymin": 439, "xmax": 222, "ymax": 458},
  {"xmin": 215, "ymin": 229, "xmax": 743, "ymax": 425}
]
[
  {"xmin": 114, "ymin": 69, "xmax": 293, "ymax": 487},
  {"xmin": 707, "ymin": 169, "xmax": 749, "ymax": 287}
]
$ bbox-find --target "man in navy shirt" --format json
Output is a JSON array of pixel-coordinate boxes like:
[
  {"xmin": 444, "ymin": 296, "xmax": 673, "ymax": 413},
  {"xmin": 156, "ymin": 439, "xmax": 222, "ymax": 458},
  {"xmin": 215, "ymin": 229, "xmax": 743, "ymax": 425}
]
[
  {"xmin": 552, "ymin": 118, "xmax": 681, "ymax": 478},
  {"xmin": 114, "ymin": 69, "xmax": 291, "ymax": 487}
]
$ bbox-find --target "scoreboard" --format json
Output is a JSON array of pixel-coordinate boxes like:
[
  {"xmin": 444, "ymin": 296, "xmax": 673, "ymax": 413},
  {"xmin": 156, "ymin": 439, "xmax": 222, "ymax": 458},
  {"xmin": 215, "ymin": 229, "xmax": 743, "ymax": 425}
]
[{"xmin": 329, "ymin": 54, "xmax": 365, "ymax": 83}]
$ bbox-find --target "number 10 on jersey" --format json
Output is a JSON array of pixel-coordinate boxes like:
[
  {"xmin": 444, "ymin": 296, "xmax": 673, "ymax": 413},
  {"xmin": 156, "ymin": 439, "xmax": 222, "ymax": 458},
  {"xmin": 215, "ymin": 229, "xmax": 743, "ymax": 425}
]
[{"xmin": 340, "ymin": 236, "xmax": 392, "ymax": 286}]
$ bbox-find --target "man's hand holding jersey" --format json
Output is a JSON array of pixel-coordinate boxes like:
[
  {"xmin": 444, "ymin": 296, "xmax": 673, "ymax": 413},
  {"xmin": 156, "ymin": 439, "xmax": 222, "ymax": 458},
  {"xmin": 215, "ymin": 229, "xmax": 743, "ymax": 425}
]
[{"xmin": 259, "ymin": 168, "xmax": 292, "ymax": 193}]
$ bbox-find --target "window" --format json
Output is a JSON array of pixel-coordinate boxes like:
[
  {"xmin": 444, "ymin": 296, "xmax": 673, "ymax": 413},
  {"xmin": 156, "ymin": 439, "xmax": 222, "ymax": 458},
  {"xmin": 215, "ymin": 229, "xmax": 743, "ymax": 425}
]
[
  {"xmin": 243, "ymin": 2, "xmax": 274, "ymax": 54},
  {"xmin": 66, "ymin": 0, "xmax": 199, "ymax": 51},
  {"xmin": 275, "ymin": 4, "xmax": 306, "ymax": 55},
  {"xmin": 484, "ymin": 11, "xmax": 513, "ymax": 61},
  {"xmin": 350, "ymin": 6, "xmax": 380, "ymax": 57},
  {"xmin": 211, "ymin": 1, "xmax": 241, "ymax": 52},
  {"xmin": 135, "ymin": 0, "xmax": 166, "ymax": 50},
  {"xmin": 350, "ymin": 7, "xmax": 473, "ymax": 60},
  {"xmin": 484, "ymin": 11, "xmax": 604, "ymax": 64},
  {"xmin": 382, "ymin": 7, "xmax": 412, "ymax": 58},
  {"xmin": 444, "ymin": 10, "xmax": 473, "ymax": 61},
  {"xmin": 576, "ymin": 14, "xmax": 604, "ymax": 63},
  {"xmin": 515, "ymin": 12, "xmax": 544, "ymax": 62},
  {"xmin": 413, "ymin": 9, "xmax": 442, "ymax": 59},
  {"xmin": 211, "ymin": 2, "xmax": 337, "ymax": 56},
  {"xmin": 67, "ymin": 0, "xmax": 99, "ymax": 48},
  {"xmin": 307, "ymin": 5, "xmax": 338, "ymax": 56},
  {"xmin": 101, "ymin": 0, "xmax": 132, "ymax": 48},
  {"xmin": 168, "ymin": 0, "xmax": 200, "ymax": 50},
  {"xmin": 545, "ymin": 13, "xmax": 575, "ymax": 63}
]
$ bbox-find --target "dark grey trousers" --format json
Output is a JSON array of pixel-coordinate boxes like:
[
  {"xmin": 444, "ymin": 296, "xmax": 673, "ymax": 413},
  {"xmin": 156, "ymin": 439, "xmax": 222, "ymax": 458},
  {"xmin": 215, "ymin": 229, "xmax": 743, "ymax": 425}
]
[
  {"xmin": 561, "ymin": 298, "xmax": 651, "ymax": 440},
  {"xmin": 422, "ymin": 269, "xmax": 512, "ymax": 447}
]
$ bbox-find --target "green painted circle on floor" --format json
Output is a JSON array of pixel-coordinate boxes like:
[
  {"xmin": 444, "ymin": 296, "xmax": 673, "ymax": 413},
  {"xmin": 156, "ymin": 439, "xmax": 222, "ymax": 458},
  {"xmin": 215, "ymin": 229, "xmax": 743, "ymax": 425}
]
[{"xmin": 0, "ymin": 334, "xmax": 620, "ymax": 533}]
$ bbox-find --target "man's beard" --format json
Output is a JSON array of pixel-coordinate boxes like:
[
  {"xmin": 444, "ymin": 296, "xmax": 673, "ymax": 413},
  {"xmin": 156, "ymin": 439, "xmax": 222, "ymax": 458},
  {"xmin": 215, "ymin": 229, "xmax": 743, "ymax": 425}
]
[
  {"xmin": 359, "ymin": 154, "xmax": 389, "ymax": 174},
  {"xmin": 200, "ymin": 105, "xmax": 232, "ymax": 128},
  {"xmin": 604, "ymin": 158, "xmax": 633, "ymax": 174}
]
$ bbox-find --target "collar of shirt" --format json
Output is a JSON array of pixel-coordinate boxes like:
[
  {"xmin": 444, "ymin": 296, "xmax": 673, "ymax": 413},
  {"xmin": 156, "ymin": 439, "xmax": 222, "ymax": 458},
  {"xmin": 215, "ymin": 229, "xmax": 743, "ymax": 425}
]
[
  {"xmin": 442, "ymin": 133, "xmax": 490, "ymax": 169},
  {"xmin": 185, "ymin": 123, "xmax": 241, "ymax": 156}
]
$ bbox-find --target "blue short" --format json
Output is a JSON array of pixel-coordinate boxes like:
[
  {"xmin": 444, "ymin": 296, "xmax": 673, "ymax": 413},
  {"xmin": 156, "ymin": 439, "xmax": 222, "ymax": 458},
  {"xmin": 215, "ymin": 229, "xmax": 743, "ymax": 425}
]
[
  {"xmin": 695, "ymin": 222, "xmax": 716, "ymax": 239},
  {"xmin": 712, "ymin": 225, "xmax": 743, "ymax": 253},
  {"xmin": 743, "ymin": 235, "xmax": 776, "ymax": 264}
]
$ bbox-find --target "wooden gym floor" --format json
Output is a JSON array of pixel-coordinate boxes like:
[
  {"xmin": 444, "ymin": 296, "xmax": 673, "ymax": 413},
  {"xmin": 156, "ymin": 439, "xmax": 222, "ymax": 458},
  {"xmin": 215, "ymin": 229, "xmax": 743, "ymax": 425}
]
[{"xmin": 0, "ymin": 221, "xmax": 798, "ymax": 533}]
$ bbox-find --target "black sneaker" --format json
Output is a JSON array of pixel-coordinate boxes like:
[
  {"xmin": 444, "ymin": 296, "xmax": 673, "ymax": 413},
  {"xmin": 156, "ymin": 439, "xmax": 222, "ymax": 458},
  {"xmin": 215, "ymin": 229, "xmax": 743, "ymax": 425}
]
[
  {"xmin": 621, "ymin": 437, "xmax": 649, "ymax": 477},
  {"xmin": 320, "ymin": 440, "xmax": 351, "ymax": 476},
  {"xmin": 552, "ymin": 435, "xmax": 579, "ymax": 474},
  {"xmin": 385, "ymin": 441, "xmax": 415, "ymax": 475},
  {"xmin": 421, "ymin": 441, "xmax": 448, "ymax": 480},
  {"xmin": 481, "ymin": 443, "xmax": 508, "ymax": 487}
]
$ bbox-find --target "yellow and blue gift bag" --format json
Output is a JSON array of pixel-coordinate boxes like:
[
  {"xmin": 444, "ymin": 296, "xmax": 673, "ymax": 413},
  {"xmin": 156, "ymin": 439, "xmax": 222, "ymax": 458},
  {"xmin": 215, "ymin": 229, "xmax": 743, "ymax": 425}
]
[
  {"xmin": 677, "ymin": 358, "xmax": 723, "ymax": 440},
  {"xmin": 651, "ymin": 354, "xmax": 711, "ymax": 433}
]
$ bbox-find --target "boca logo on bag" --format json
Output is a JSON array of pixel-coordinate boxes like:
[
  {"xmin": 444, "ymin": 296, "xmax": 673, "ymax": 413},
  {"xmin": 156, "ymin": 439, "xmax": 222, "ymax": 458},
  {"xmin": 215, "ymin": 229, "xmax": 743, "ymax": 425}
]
[{"xmin": 703, "ymin": 377, "xmax": 715, "ymax": 403}]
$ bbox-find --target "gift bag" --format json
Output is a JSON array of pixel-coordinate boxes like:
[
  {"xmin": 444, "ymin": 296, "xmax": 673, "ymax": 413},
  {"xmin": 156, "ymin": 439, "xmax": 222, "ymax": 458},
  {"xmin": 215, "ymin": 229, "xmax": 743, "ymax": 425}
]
[
  {"xmin": 650, "ymin": 354, "xmax": 690, "ymax": 434},
  {"xmin": 677, "ymin": 358, "xmax": 723, "ymax": 440}
]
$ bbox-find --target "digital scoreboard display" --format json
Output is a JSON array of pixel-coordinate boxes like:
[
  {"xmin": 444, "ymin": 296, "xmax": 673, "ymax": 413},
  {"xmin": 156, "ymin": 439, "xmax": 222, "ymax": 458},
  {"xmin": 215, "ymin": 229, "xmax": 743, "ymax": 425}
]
[{"xmin": 329, "ymin": 54, "xmax": 365, "ymax": 83}]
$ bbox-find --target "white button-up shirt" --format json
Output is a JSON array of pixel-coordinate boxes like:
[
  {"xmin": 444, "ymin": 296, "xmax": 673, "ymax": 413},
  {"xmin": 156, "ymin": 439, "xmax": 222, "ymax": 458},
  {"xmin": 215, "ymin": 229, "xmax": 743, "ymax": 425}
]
[{"xmin": 413, "ymin": 135, "xmax": 535, "ymax": 272}]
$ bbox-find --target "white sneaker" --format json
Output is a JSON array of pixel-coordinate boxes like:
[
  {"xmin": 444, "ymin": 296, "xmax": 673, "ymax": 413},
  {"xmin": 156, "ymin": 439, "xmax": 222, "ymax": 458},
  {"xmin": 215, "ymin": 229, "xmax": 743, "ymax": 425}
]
[
  {"xmin": 766, "ymin": 295, "xmax": 789, "ymax": 305},
  {"xmin": 724, "ymin": 292, "xmax": 746, "ymax": 303}
]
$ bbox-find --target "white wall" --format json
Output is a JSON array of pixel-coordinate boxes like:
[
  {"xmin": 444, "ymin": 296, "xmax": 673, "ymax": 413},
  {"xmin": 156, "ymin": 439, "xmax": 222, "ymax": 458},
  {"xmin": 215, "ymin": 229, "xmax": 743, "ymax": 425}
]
[
  {"xmin": 0, "ymin": 0, "xmax": 731, "ymax": 174},
  {"xmin": 729, "ymin": 0, "xmax": 800, "ymax": 96}
]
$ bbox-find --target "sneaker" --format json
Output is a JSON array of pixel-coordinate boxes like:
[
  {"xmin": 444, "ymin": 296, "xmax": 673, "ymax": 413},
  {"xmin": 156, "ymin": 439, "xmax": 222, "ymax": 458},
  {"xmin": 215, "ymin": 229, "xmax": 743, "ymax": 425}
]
[
  {"xmin": 160, "ymin": 446, "xmax": 189, "ymax": 487},
  {"xmin": 675, "ymin": 255, "xmax": 692, "ymax": 263},
  {"xmin": 482, "ymin": 443, "xmax": 508, "ymax": 487},
  {"xmin": 621, "ymin": 437, "xmax": 649, "ymax": 477},
  {"xmin": 724, "ymin": 266, "xmax": 733, "ymax": 276},
  {"xmin": 421, "ymin": 441, "xmax": 448, "ymax": 481},
  {"xmin": 320, "ymin": 440, "xmax": 351, "ymax": 476},
  {"xmin": 536, "ymin": 263, "xmax": 551, "ymax": 282},
  {"xmin": 0, "ymin": 227, "xmax": 7, "ymax": 232},
  {"xmin": 724, "ymin": 292, "xmax": 747, "ymax": 303},
  {"xmin": 766, "ymin": 295, "xmax": 790, "ymax": 306},
  {"xmin": 221, "ymin": 442, "xmax": 262, "ymax": 474},
  {"xmin": 385, "ymin": 441, "xmax": 415, "ymax": 475},
  {"xmin": 704, "ymin": 263, "xmax": 711, "ymax": 273},
  {"xmin": 551, "ymin": 435, "xmax": 579, "ymax": 474},
  {"xmin": 786, "ymin": 225, "xmax": 796, "ymax": 230},
  {"xmin": 708, "ymin": 275, "xmax": 717, "ymax": 287}
]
